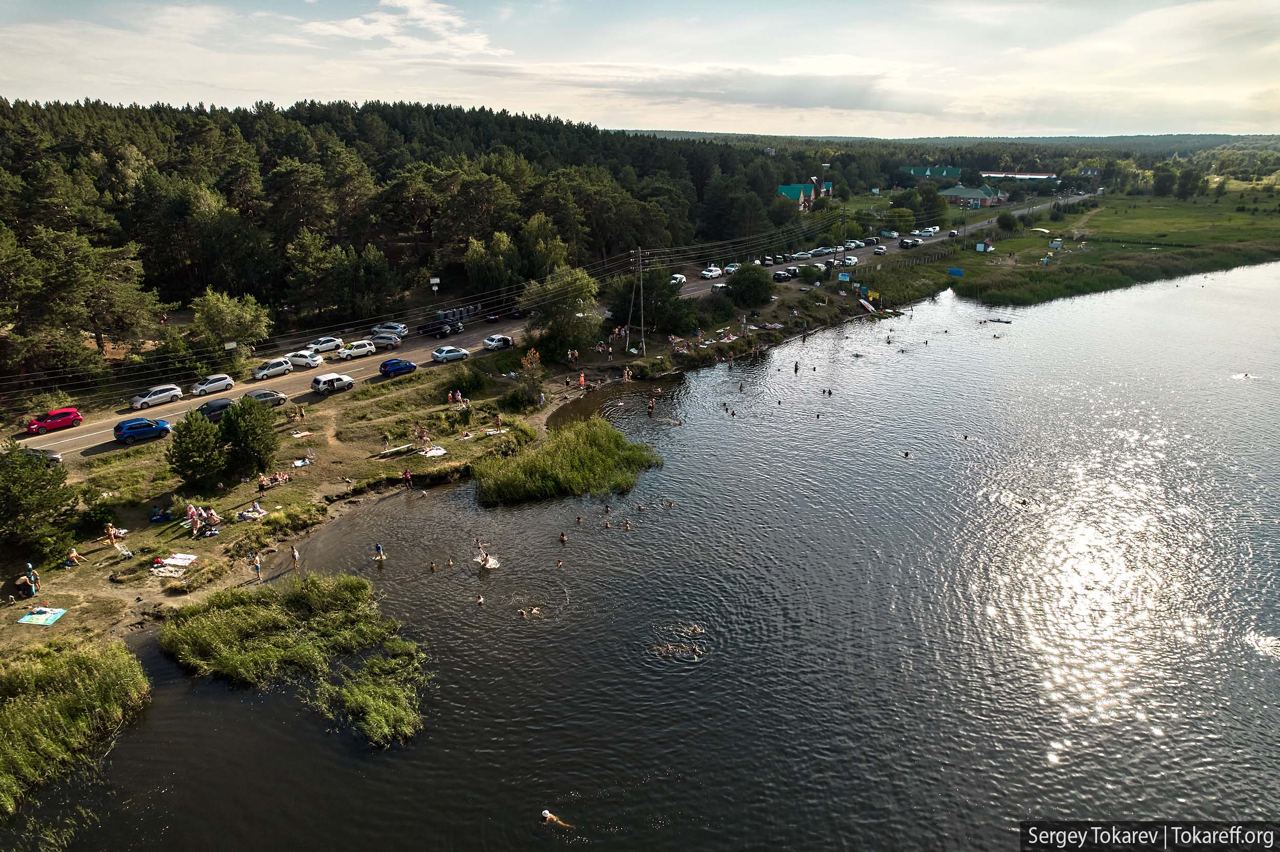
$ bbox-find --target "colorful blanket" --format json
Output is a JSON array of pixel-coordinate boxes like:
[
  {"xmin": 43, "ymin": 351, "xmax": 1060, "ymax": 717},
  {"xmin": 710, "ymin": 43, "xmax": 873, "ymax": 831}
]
[{"xmin": 18, "ymin": 608, "xmax": 67, "ymax": 626}]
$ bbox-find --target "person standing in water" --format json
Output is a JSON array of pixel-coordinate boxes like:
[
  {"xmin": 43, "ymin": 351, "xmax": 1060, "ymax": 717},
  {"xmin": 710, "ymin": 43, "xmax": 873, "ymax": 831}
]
[
  {"xmin": 251, "ymin": 552, "xmax": 262, "ymax": 583},
  {"xmin": 374, "ymin": 543, "xmax": 386, "ymax": 561},
  {"xmin": 290, "ymin": 546, "xmax": 301, "ymax": 572}
]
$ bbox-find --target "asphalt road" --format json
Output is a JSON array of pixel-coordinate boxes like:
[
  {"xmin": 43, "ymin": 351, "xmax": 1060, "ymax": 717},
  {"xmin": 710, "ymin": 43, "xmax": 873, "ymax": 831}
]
[
  {"xmin": 18, "ymin": 317, "xmax": 526, "ymax": 459},
  {"xmin": 19, "ymin": 193, "xmax": 1085, "ymax": 459}
]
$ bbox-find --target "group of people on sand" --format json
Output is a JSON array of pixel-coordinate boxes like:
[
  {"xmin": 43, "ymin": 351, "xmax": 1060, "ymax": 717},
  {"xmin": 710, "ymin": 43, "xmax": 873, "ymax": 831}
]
[
  {"xmin": 257, "ymin": 471, "xmax": 291, "ymax": 492},
  {"xmin": 446, "ymin": 389, "xmax": 470, "ymax": 406},
  {"xmin": 186, "ymin": 503, "xmax": 223, "ymax": 539}
]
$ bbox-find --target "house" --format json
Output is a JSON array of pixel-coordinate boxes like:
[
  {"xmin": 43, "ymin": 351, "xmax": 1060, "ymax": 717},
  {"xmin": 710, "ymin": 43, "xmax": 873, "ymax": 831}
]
[
  {"xmin": 939, "ymin": 184, "xmax": 1006, "ymax": 208},
  {"xmin": 901, "ymin": 165, "xmax": 962, "ymax": 182},
  {"xmin": 777, "ymin": 179, "xmax": 833, "ymax": 211},
  {"xmin": 980, "ymin": 171, "xmax": 1058, "ymax": 181}
]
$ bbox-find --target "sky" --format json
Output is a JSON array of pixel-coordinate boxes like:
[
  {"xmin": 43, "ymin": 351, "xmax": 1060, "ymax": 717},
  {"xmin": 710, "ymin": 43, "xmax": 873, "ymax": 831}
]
[{"xmin": 1, "ymin": 0, "xmax": 1278, "ymax": 137}]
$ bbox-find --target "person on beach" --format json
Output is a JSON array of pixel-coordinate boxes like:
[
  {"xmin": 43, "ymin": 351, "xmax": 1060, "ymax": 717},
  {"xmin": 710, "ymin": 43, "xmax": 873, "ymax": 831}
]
[
  {"xmin": 402, "ymin": 469, "xmax": 413, "ymax": 488},
  {"xmin": 542, "ymin": 810, "xmax": 573, "ymax": 829},
  {"xmin": 251, "ymin": 552, "xmax": 262, "ymax": 583},
  {"xmin": 105, "ymin": 522, "xmax": 119, "ymax": 544},
  {"xmin": 291, "ymin": 546, "xmax": 301, "ymax": 572},
  {"xmin": 67, "ymin": 547, "xmax": 88, "ymax": 566},
  {"xmin": 578, "ymin": 372, "xmax": 586, "ymax": 389}
]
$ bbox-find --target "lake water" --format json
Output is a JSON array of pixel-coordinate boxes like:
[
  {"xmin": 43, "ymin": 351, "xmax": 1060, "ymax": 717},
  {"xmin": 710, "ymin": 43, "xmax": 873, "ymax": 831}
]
[{"xmin": 15, "ymin": 264, "xmax": 1280, "ymax": 850}]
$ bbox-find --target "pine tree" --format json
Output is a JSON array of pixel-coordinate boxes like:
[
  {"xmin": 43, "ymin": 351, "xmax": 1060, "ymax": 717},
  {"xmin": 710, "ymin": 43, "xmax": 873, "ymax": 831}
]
[
  {"xmin": 165, "ymin": 412, "xmax": 228, "ymax": 490},
  {"xmin": 219, "ymin": 398, "xmax": 280, "ymax": 477}
]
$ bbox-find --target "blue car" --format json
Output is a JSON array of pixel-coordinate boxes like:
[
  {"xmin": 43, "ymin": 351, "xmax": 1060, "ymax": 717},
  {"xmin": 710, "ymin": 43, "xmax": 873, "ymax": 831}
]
[
  {"xmin": 113, "ymin": 417, "xmax": 171, "ymax": 445},
  {"xmin": 378, "ymin": 358, "xmax": 417, "ymax": 378}
]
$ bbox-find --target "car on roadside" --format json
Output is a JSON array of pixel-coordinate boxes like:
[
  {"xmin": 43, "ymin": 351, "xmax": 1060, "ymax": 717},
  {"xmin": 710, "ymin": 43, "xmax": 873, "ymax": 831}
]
[
  {"xmin": 670, "ymin": 273, "xmax": 687, "ymax": 286},
  {"xmin": 305, "ymin": 336, "xmax": 344, "ymax": 353},
  {"xmin": 193, "ymin": 397, "xmax": 234, "ymax": 423},
  {"xmin": 484, "ymin": 334, "xmax": 514, "ymax": 350},
  {"xmin": 899, "ymin": 239, "xmax": 915, "ymax": 249},
  {"xmin": 338, "ymin": 340, "xmax": 377, "ymax": 360},
  {"xmin": 417, "ymin": 320, "xmax": 463, "ymax": 339},
  {"xmin": 253, "ymin": 357, "xmax": 294, "ymax": 380},
  {"xmin": 725, "ymin": 263, "xmax": 741, "ymax": 275},
  {"xmin": 378, "ymin": 358, "xmax": 417, "ymax": 378},
  {"xmin": 842, "ymin": 256, "xmax": 859, "ymax": 267},
  {"xmin": 711, "ymin": 281, "xmax": 729, "ymax": 291},
  {"xmin": 762, "ymin": 256, "xmax": 774, "ymax": 265},
  {"xmin": 700, "ymin": 266, "xmax": 723, "ymax": 279},
  {"xmin": 786, "ymin": 266, "xmax": 801, "ymax": 278},
  {"xmin": 864, "ymin": 237, "xmax": 879, "ymax": 246},
  {"xmin": 18, "ymin": 446, "xmax": 63, "ymax": 465},
  {"xmin": 288, "ymin": 350, "xmax": 324, "ymax": 368},
  {"xmin": 874, "ymin": 245, "xmax": 888, "ymax": 255},
  {"xmin": 242, "ymin": 388, "xmax": 289, "ymax": 407},
  {"xmin": 191, "ymin": 374, "xmax": 234, "ymax": 397},
  {"xmin": 949, "ymin": 229, "xmax": 959, "ymax": 238},
  {"xmin": 129, "ymin": 384, "xmax": 183, "ymax": 410},
  {"xmin": 909, "ymin": 229, "xmax": 921, "ymax": 237},
  {"xmin": 772, "ymin": 270, "xmax": 791, "ymax": 282},
  {"xmin": 311, "ymin": 373, "xmax": 355, "ymax": 395},
  {"xmin": 432, "ymin": 345, "xmax": 470, "ymax": 363},
  {"xmin": 371, "ymin": 322, "xmax": 409, "ymax": 337},
  {"xmin": 792, "ymin": 251, "xmax": 811, "ymax": 260},
  {"xmin": 370, "ymin": 333, "xmax": 402, "ymax": 350},
  {"xmin": 114, "ymin": 417, "xmax": 171, "ymax": 445},
  {"xmin": 25, "ymin": 407, "xmax": 83, "ymax": 435}
]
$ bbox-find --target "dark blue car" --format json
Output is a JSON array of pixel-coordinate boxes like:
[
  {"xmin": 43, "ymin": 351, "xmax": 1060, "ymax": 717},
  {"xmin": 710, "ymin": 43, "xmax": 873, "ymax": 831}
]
[
  {"xmin": 113, "ymin": 417, "xmax": 171, "ymax": 445},
  {"xmin": 378, "ymin": 358, "xmax": 417, "ymax": 378}
]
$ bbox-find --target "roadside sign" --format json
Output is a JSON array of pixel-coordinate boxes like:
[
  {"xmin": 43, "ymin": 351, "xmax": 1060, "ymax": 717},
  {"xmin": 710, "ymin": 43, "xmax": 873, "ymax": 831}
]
[{"xmin": 837, "ymin": 272, "xmax": 851, "ymax": 282}]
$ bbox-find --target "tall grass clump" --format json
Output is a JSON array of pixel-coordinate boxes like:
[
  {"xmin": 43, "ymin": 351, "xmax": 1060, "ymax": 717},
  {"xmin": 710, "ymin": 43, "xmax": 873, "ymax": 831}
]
[
  {"xmin": 473, "ymin": 416, "xmax": 660, "ymax": 505},
  {"xmin": 159, "ymin": 574, "xmax": 430, "ymax": 747},
  {"xmin": 0, "ymin": 641, "xmax": 150, "ymax": 815}
]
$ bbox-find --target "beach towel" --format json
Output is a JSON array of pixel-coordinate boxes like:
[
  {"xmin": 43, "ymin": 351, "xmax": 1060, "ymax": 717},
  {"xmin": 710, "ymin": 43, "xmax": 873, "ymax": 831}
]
[
  {"xmin": 18, "ymin": 608, "xmax": 67, "ymax": 626},
  {"xmin": 419, "ymin": 446, "xmax": 447, "ymax": 457},
  {"xmin": 483, "ymin": 428, "xmax": 509, "ymax": 437},
  {"xmin": 163, "ymin": 553, "xmax": 199, "ymax": 567},
  {"xmin": 290, "ymin": 430, "xmax": 313, "ymax": 438},
  {"xmin": 150, "ymin": 566, "xmax": 187, "ymax": 578},
  {"xmin": 292, "ymin": 458, "xmax": 312, "ymax": 467}
]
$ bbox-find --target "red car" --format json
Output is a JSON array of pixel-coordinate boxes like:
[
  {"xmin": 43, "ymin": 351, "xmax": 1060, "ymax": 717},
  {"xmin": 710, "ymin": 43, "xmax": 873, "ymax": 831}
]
[{"xmin": 26, "ymin": 407, "xmax": 83, "ymax": 435}]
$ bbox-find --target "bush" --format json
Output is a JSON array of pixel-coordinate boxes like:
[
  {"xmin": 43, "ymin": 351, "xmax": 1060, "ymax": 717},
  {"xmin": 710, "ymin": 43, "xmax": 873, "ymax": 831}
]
[
  {"xmin": 696, "ymin": 291, "xmax": 735, "ymax": 327},
  {"xmin": 996, "ymin": 212, "xmax": 1019, "ymax": 232},
  {"xmin": 473, "ymin": 416, "xmax": 660, "ymax": 505},
  {"xmin": 0, "ymin": 439, "xmax": 79, "ymax": 564},
  {"xmin": 727, "ymin": 265, "xmax": 774, "ymax": 308},
  {"xmin": 0, "ymin": 641, "xmax": 150, "ymax": 815}
]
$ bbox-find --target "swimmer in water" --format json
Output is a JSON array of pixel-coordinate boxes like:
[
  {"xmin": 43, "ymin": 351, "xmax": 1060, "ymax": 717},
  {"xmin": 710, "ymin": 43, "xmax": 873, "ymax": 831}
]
[
  {"xmin": 542, "ymin": 810, "xmax": 573, "ymax": 829},
  {"xmin": 476, "ymin": 595, "xmax": 484, "ymax": 605},
  {"xmin": 447, "ymin": 557, "xmax": 454, "ymax": 568},
  {"xmin": 604, "ymin": 505, "xmax": 611, "ymax": 515},
  {"xmin": 556, "ymin": 559, "xmax": 564, "ymax": 568},
  {"xmin": 604, "ymin": 520, "xmax": 612, "ymax": 529},
  {"xmin": 559, "ymin": 532, "xmax": 568, "ymax": 544},
  {"xmin": 518, "ymin": 609, "xmax": 527, "ymax": 619},
  {"xmin": 430, "ymin": 561, "xmax": 437, "ymax": 572},
  {"xmin": 374, "ymin": 543, "xmax": 385, "ymax": 560},
  {"xmin": 903, "ymin": 451, "xmax": 910, "ymax": 459},
  {"xmin": 623, "ymin": 520, "xmax": 632, "ymax": 531},
  {"xmin": 576, "ymin": 516, "xmax": 582, "ymax": 524},
  {"xmin": 531, "ymin": 606, "xmax": 542, "ymax": 617},
  {"xmin": 963, "ymin": 435, "xmax": 968, "ymax": 440},
  {"xmin": 637, "ymin": 504, "xmax": 646, "ymax": 513}
]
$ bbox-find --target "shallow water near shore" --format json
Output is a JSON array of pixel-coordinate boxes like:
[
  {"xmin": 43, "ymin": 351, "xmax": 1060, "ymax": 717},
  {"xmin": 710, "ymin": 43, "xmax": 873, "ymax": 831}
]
[{"xmin": 13, "ymin": 263, "xmax": 1280, "ymax": 849}]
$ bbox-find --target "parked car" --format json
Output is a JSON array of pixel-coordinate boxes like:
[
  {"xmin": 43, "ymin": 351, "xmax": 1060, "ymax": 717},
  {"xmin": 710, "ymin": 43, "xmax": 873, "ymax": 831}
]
[
  {"xmin": 700, "ymin": 266, "xmax": 723, "ymax": 279},
  {"xmin": 793, "ymin": 251, "xmax": 812, "ymax": 260},
  {"xmin": 842, "ymin": 256, "xmax": 859, "ymax": 267},
  {"xmin": 129, "ymin": 384, "xmax": 182, "ymax": 410},
  {"xmin": 338, "ymin": 341, "xmax": 377, "ymax": 360},
  {"xmin": 864, "ymin": 237, "xmax": 879, "ymax": 245},
  {"xmin": 193, "ymin": 397, "xmax": 234, "ymax": 423},
  {"xmin": 25, "ymin": 407, "xmax": 82, "ymax": 435},
  {"xmin": 948, "ymin": 229, "xmax": 960, "ymax": 238},
  {"xmin": 874, "ymin": 245, "xmax": 888, "ymax": 255},
  {"xmin": 432, "ymin": 345, "xmax": 470, "ymax": 363},
  {"xmin": 762, "ymin": 256, "xmax": 774, "ymax": 265},
  {"xmin": 242, "ymin": 388, "xmax": 288, "ymax": 407},
  {"xmin": 899, "ymin": 239, "xmax": 915, "ymax": 249},
  {"xmin": 417, "ymin": 320, "xmax": 462, "ymax": 338},
  {"xmin": 484, "ymin": 334, "xmax": 513, "ymax": 350},
  {"xmin": 191, "ymin": 374, "xmax": 234, "ymax": 397},
  {"xmin": 287, "ymin": 350, "xmax": 324, "ymax": 368},
  {"xmin": 378, "ymin": 358, "xmax": 417, "ymax": 378},
  {"xmin": 725, "ymin": 263, "xmax": 741, "ymax": 275},
  {"xmin": 772, "ymin": 270, "xmax": 791, "ymax": 282},
  {"xmin": 371, "ymin": 322, "xmax": 409, "ymax": 337},
  {"xmin": 305, "ymin": 336, "xmax": 344, "ymax": 353},
  {"xmin": 370, "ymin": 333, "xmax": 402, "ymax": 350},
  {"xmin": 253, "ymin": 358, "xmax": 293, "ymax": 380},
  {"xmin": 311, "ymin": 373, "xmax": 355, "ymax": 395},
  {"xmin": 909, "ymin": 229, "xmax": 922, "ymax": 237},
  {"xmin": 880, "ymin": 230, "xmax": 899, "ymax": 239},
  {"xmin": 711, "ymin": 281, "xmax": 729, "ymax": 290},
  {"xmin": 823, "ymin": 259, "xmax": 836, "ymax": 269},
  {"xmin": 786, "ymin": 266, "xmax": 801, "ymax": 278},
  {"xmin": 670, "ymin": 273, "xmax": 687, "ymax": 286},
  {"xmin": 114, "ymin": 417, "xmax": 171, "ymax": 445},
  {"xmin": 18, "ymin": 446, "xmax": 63, "ymax": 464}
]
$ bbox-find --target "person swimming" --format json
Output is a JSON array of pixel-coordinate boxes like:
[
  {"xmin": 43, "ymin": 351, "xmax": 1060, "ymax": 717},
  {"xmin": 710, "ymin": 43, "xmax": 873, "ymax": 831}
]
[
  {"xmin": 623, "ymin": 520, "xmax": 632, "ymax": 531},
  {"xmin": 556, "ymin": 559, "xmax": 564, "ymax": 568},
  {"xmin": 476, "ymin": 595, "xmax": 484, "ymax": 605},
  {"xmin": 576, "ymin": 516, "xmax": 583, "ymax": 524},
  {"xmin": 903, "ymin": 451, "xmax": 910, "ymax": 459},
  {"xmin": 559, "ymin": 531, "xmax": 568, "ymax": 544},
  {"xmin": 518, "ymin": 609, "xmax": 528, "ymax": 619},
  {"xmin": 430, "ymin": 561, "xmax": 438, "ymax": 572},
  {"xmin": 542, "ymin": 810, "xmax": 573, "ymax": 829},
  {"xmin": 604, "ymin": 520, "xmax": 611, "ymax": 529}
]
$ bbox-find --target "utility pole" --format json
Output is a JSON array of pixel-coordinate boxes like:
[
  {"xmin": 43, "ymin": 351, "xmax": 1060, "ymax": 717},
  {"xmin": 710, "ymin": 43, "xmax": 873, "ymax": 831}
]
[
  {"xmin": 637, "ymin": 246, "xmax": 646, "ymax": 356},
  {"xmin": 624, "ymin": 249, "xmax": 637, "ymax": 354}
]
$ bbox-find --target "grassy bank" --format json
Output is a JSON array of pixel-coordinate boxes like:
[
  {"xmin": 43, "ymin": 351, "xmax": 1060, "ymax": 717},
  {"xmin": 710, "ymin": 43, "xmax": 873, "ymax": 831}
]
[
  {"xmin": 159, "ymin": 574, "xmax": 429, "ymax": 747},
  {"xmin": 952, "ymin": 240, "xmax": 1280, "ymax": 305},
  {"xmin": 0, "ymin": 641, "xmax": 150, "ymax": 815},
  {"xmin": 473, "ymin": 416, "xmax": 660, "ymax": 505}
]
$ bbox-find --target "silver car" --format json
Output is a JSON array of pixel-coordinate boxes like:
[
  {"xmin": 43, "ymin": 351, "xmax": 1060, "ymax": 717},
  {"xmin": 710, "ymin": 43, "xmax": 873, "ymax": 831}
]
[
  {"xmin": 370, "ymin": 333, "xmax": 402, "ymax": 350},
  {"xmin": 130, "ymin": 384, "xmax": 183, "ymax": 410},
  {"xmin": 191, "ymin": 374, "xmax": 234, "ymax": 396}
]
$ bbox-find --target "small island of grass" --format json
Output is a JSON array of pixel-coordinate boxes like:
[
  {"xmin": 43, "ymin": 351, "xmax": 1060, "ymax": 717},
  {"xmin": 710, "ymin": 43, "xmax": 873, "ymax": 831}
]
[
  {"xmin": 0, "ymin": 641, "xmax": 151, "ymax": 816},
  {"xmin": 473, "ymin": 416, "xmax": 661, "ymax": 505},
  {"xmin": 159, "ymin": 574, "xmax": 430, "ymax": 748}
]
